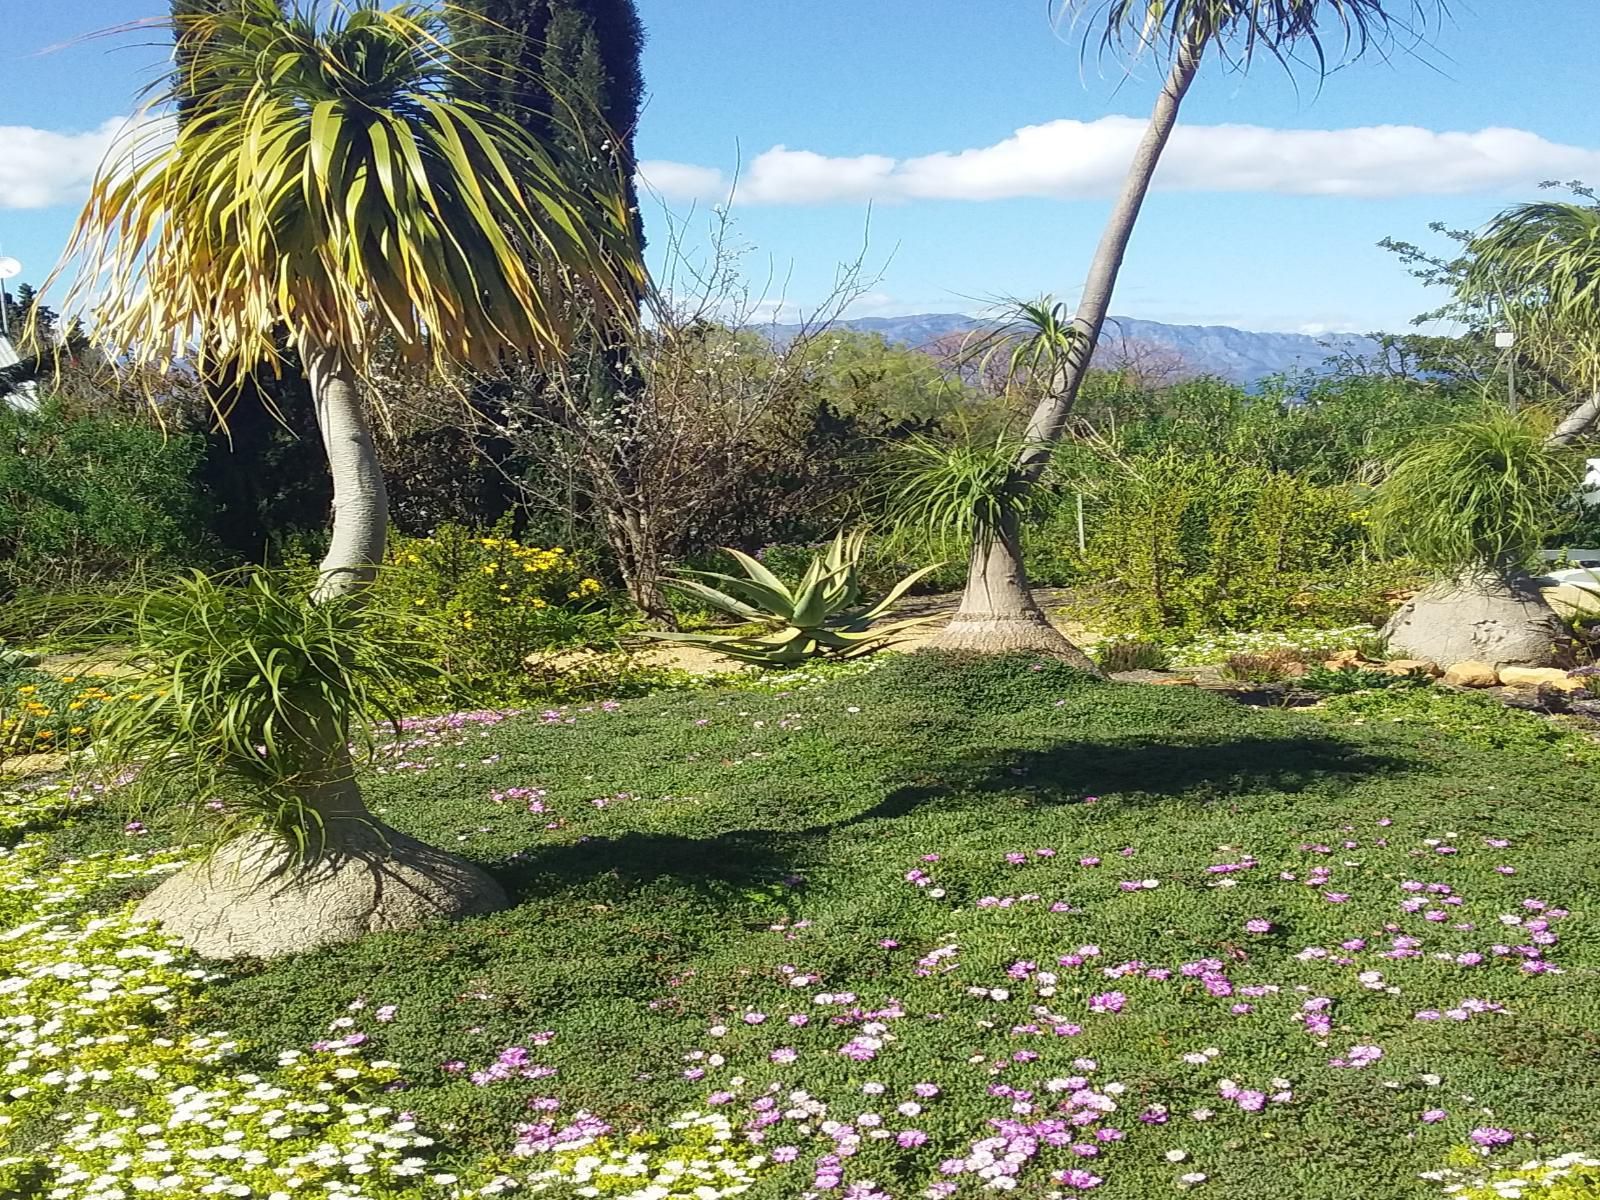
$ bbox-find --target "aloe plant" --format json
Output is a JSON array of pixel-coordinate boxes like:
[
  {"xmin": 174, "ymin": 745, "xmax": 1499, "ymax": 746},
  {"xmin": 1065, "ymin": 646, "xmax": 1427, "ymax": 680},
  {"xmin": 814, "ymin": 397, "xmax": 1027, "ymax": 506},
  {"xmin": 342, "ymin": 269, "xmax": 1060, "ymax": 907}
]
[{"xmin": 651, "ymin": 531, "xmax": 941, "ymax": 666}]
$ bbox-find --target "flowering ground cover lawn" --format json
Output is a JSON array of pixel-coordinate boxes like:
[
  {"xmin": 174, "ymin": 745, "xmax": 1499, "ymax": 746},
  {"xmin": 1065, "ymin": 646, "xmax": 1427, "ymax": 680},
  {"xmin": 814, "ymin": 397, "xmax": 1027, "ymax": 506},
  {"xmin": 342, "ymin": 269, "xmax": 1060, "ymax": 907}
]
[{"xmin": 6, "ymin": 654, "xmax": 1600, "ymax": 1200}]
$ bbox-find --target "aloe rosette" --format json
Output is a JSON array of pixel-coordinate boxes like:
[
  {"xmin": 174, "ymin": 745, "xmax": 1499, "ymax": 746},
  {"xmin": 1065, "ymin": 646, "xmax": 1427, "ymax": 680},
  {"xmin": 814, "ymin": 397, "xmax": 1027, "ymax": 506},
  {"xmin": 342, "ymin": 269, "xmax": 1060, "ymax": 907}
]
[{"xmin": 650, "ymin": 531, "xmax": 941, "ymax": 666}]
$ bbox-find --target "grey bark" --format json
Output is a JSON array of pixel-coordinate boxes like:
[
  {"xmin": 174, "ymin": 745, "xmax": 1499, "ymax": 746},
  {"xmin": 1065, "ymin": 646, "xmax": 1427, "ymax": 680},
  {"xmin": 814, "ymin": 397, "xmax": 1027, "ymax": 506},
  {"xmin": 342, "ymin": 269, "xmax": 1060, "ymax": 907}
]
[
  {"xmin": 1382, "ymin": 571, "xmax": 1571, "ymax": 669},
  {"xmin": 608, "ymin": 503, "xmax": 675, "ymax": 626},
  {"xmin": 1546, "ymin": 387, "xmax": 1600, "ymax": 448},
  {"xmin": 931, "ymin": 508, "xmax": 1099, "ymax": 670},
  {"xmin": 132, "ymin": 783, "xmax": 507, "ymax": 960},
  {"xmin": 1016, "ymin": 34, "xmax": 1205, "ymax": 481},
  {"xmin": 302, "ymin": 339, "xmax": 389, "ymax": 603}
]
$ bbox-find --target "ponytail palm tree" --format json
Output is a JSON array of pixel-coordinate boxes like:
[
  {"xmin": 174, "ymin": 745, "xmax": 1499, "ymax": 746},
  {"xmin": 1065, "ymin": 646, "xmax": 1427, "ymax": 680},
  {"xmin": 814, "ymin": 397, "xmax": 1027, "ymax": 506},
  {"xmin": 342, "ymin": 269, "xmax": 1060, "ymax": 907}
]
[
  {"xmin": 936, "ymin": 0, "xmax": 1445, "ymax": 656},
  {"xmin": 1462, "ymin": 201, "xmax": 1600, "ymax": 447},
  {"xmin": 50, "ymin": 0, "xmax": 640, "ymax": 958}
]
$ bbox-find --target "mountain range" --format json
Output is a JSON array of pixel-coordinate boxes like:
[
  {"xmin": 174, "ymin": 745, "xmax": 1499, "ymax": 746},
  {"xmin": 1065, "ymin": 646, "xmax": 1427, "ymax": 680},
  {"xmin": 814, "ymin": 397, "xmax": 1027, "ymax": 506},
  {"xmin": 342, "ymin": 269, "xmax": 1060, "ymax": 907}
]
[{"xmin": 763, "ymin": 313, "xmax": 1381, "ymax": 386}]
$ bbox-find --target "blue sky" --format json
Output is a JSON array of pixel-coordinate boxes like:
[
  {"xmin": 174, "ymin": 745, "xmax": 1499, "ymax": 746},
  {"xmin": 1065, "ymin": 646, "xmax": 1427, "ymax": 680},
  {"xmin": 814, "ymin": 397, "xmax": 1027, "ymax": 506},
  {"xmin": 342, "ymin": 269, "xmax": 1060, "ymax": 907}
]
[{"xmin": 2, "ymin": 1, "xmax": 1596, "ymax": 334}]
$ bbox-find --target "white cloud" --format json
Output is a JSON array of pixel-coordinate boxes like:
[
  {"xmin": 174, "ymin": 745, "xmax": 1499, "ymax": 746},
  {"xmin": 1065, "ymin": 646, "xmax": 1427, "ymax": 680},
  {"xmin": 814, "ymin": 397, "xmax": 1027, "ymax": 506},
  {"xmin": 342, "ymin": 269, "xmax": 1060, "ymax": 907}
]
[
  {"xmin": 0, "ymin": 117, "xmax": 135, "ymax": 210},
  {"xmin": 636, "ymin": 159, "xmax": 727, "ymax": 204},
  {"xmin": 641, "ymin": 117, "xmax": 1600, "ymax": 206}
]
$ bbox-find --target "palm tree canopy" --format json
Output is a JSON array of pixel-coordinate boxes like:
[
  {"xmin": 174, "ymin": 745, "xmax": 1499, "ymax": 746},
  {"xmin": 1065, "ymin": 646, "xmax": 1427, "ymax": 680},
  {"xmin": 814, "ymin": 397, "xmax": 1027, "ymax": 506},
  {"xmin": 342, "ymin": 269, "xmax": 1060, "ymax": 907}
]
[
  {"xmin": 56, "ymin": 0, "xmax": 642, "ymax": 383},
  {"xmin": 1058, "ymin": 0, "xmax": 1446, "ymax": 70},
  {"xmin": 1463, "ymin": 201, "xmax": 1600, "ymax": 391}
]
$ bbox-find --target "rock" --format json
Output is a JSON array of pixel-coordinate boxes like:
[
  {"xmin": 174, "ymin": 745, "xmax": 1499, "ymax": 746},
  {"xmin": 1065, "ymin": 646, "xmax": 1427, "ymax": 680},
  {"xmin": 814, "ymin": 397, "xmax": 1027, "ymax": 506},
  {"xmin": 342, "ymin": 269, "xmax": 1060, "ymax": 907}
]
[
  {"xmin": 1324, "ymin": 649, "xmax": 1365, "ymax": 668},
  {"xmin": 1110, "ymin": 670, "xmax": 1194, "ymax": 685},
  {"xmin": 1380, "ymin": 658, "xmax": 1441, "ymax": 677},
  {"xmin": 1443, "ymin": 660, "xmax": 1499, "ymax": 688},
  {"xmin": 1542, "ymin": 583, "xmax": 1600, "ymax": 623},
  {"xmin": 1498, "ymin": 666, "xmax": 1586, "ymax": 693},
  {"xmin": 134, "ymin": 821, "xmax": 507, "ymax": 960},
  {"xmin": 0, "ymin": 752, "xmax": 70, "ymax": 778},
  {"xmin": 1383, "ymin": 574, "xmax": 1570, "ymax": 668}
]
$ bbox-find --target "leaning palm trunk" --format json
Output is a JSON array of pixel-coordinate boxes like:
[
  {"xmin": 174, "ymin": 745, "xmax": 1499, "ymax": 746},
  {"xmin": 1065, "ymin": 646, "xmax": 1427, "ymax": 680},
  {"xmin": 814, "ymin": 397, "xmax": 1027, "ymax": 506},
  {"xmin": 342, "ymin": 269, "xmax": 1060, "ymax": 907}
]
[
  {"xmin": 934, "ymin": 35, "xmax": 1203, "ymax": 661},
  {"xmin": 1547, "ymin": 388, "xmax": 1600, "ymax": 448},
  {"xmin": 133, "ymin": 342, "xmax": 506, "ymax": 960},
  {"xmin": 1017, "ymin": 35, "xmax": 1203, "ymax": 474}
]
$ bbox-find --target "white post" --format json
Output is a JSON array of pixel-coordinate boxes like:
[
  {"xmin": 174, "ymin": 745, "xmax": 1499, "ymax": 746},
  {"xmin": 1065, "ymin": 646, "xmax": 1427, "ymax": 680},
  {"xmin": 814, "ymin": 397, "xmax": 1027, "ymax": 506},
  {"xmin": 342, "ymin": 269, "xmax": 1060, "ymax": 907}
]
[{"xmin": 1495, "ymin": 329, "xmax": 1517, "ymax": 413}]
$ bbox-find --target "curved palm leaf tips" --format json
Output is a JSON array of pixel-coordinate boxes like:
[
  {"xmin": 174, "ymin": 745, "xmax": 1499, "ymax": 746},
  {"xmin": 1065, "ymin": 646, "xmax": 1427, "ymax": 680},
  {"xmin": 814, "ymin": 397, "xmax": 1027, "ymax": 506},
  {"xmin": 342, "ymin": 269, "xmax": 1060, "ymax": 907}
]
[
  {"xmin": 933, "ymin": 0, "xmax": 1445, "ymax": 659},
  {"xmin": 48, "ymin": 0, "xmax": 642, "ymax": 959},
  {"xmin": 1462, "ymin": 202, "xmax": 1600, "ymax": 447}
]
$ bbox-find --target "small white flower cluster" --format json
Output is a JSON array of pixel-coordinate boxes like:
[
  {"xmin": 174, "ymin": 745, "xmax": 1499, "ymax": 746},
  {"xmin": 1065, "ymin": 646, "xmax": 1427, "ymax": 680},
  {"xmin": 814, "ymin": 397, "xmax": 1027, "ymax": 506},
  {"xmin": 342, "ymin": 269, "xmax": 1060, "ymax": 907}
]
[
  {"xmin": 0, "ymin": 783, "xmax": 91, "ymax": 838},
  {"xmin": 522, "ymin": 1112, "xmax": 771, "ymax": 1199},
  {"xmin": 1162, "ymin": 626, "xmax": 1377, "ymax": 668},
  {"xmin": 1424, "ymin": 1152, "xmax": 1600, "ymax": 1200},
  {"xmin": 0, "ymin": 840, "xmax": 451, "ymax": 1200}
]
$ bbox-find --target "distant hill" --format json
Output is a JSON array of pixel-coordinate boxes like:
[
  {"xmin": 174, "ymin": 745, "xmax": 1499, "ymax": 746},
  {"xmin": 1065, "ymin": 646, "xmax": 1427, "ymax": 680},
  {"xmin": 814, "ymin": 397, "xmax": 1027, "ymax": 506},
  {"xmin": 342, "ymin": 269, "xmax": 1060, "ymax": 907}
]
[{"xmin": 761, "ymin": 312, "xmax": 1380, "ymax": 386}]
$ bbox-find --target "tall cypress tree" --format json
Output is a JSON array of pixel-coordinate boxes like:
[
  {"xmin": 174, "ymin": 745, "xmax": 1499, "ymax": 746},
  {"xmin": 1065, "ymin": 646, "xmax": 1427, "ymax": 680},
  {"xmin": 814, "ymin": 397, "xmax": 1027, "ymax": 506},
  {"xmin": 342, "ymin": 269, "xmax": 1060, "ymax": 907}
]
[
  {"xmin": 448, "ymin": 0, "xmax": 645, "ymax": 245},
  {"xmin": 448, "ymin": 1, "xmax": 666, "ymax": 616}
]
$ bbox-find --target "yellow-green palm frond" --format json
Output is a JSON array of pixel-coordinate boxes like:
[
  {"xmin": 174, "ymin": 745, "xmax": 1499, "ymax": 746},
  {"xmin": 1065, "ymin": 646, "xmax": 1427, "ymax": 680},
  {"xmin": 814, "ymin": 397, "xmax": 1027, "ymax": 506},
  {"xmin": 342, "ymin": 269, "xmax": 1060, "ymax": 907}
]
[{"xmin": 53, "ymin": 0, "xmax": 642, "ymax": 385}]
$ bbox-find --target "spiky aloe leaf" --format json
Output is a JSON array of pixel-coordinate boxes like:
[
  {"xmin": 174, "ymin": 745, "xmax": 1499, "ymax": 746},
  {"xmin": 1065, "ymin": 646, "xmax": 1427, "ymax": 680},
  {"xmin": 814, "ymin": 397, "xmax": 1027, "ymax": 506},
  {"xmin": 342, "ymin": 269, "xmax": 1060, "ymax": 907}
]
[
  {"xmin": 791, "ymin": 559, "xmax": 857, "ymax": 629},
  {"xmin": 670, "ymin": 571, "xmax": 793, "ymax": 620},
  {"xmin": 722, "ymin": 548, "xmax": 797, "ymax": 605},
  {"xmin": 660, "ymin": 577, "xmax": 768, "ymax": 622}
]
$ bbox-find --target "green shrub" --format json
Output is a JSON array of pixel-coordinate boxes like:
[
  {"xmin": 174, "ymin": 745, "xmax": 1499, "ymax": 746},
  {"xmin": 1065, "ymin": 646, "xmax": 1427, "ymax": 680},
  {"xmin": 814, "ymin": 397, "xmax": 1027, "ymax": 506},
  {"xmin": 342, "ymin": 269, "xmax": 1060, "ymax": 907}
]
[
  {"xmin": 1081, "ymin": 451, "xmax": 1408, "ymax": 637},
  {"xmin": 0, "ymin": 399, "xmax": 215, "ymax": 619},
  {"xmin": 0, "ymin": 659, "xmax": 122, "ymax": 762},
  {"xmin": 367, "ymin": 518, "xmax": 627, "ymax": 705},
  {"xmin": 1094, "ymin": 639, "xmax": 1170, "ymax": 673},
  {"xmin": 1219, "ymin": 648, "xmax": 1302, "ymax": 683},
  {"xmin": 1300, "ymin": 662, "xmax": 1431, "ymax": 694}
]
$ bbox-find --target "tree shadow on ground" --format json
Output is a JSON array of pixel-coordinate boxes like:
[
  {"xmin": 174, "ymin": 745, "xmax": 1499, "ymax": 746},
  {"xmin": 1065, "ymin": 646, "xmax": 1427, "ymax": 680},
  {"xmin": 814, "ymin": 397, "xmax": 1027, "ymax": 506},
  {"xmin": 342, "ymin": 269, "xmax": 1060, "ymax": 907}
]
[
  {"xmin": 847, "ymin": 733, "xmax": 1410, "ymax": 826},
  {"xmin": 491, "ymin": 730, "xmax": 1413, "ymax": 903},
  {"xmin": 493, "ymin": 828, "xmax": 796, "ymax": 898}
]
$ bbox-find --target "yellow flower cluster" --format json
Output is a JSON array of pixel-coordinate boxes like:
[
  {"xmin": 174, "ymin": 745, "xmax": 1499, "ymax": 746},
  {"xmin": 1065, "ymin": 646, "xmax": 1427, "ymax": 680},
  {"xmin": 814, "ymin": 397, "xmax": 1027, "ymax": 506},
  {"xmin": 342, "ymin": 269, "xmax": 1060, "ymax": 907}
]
[{"xmin": 2, "ymin": 675, "xmax": 121, "ymax": 756}]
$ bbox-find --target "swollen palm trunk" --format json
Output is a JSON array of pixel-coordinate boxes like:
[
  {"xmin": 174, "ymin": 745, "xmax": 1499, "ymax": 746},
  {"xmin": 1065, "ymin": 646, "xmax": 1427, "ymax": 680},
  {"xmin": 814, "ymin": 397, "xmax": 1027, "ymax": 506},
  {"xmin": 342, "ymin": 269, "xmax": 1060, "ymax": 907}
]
[
  {"xmin": 133, "ymin": 745, "xmax": 507, "ymax": 959},
  {"xmin": 133, "ymin": 341, "xmax": 506, "ymax": 960},
  {"xmin": 931, "ymin": 509, "xmax": 1098, "ymax": 669}
]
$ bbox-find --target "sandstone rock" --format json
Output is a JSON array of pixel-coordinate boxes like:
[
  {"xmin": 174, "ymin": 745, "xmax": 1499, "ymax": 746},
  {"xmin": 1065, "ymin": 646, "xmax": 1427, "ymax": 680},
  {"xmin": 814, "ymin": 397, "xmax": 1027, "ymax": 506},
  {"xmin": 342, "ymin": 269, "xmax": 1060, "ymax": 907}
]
[
  {"xmin": 1325, "ymin": 649, "xmax": 1365, "ymax": 668},
  {"xmin": 1542, "ymin": 583, "xmax": 1600, "ymax": 623},
  {"xmin": 0, "ymin": 751, "xmax": 70, "ymax": 778},
  {"xmin": 1497, "ymin": 666, "xmax": 1586, "ymax": 693},
  {"xmin": 1383, "ymin": 575, "xmax": 1569, "ymax": 668},
  {"xmin": 1443, "ymin": 660, "xmax": 1498, "ymax": 688},
  {"xmin": 1381, "ymin": 658, "xmax": 1441, "ymax": 677}
]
